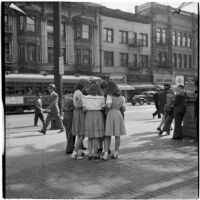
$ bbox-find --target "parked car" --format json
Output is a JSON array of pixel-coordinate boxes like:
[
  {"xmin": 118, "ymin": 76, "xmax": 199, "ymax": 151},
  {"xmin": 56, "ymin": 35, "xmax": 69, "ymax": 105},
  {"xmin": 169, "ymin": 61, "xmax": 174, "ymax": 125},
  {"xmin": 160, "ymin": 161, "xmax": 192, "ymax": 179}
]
[{"xmin": 131, "ymin": 90, "xmax": 156, "ymax": 105}]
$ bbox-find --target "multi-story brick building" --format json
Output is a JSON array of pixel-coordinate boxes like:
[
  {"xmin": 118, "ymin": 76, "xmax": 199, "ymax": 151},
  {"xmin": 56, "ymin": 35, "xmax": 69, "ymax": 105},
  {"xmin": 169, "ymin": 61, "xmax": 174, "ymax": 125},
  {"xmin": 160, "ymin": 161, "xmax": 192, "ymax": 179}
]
[
  {"xmin": 3, "ymin": 2, "xmax": 198, "ymax": 100},
  {"xmin": 135, "ymin": 2, "xmax": 198, "ymax": 90}
]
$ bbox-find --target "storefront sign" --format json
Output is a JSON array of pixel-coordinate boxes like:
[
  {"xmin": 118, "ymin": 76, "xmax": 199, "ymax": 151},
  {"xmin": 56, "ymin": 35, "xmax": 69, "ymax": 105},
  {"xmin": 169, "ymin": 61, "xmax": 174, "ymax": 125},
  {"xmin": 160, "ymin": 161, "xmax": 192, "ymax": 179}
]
[
  {"xmin": 175, "ymin": 76, "xmax": 184, "ymax": 86},
  {"xmin": 109, "ymin": 75, "xmax": 125, "ymax": 83},
  {"xmin": 154, "ymin": 74, "xmax": 174, "ymax": 84}
]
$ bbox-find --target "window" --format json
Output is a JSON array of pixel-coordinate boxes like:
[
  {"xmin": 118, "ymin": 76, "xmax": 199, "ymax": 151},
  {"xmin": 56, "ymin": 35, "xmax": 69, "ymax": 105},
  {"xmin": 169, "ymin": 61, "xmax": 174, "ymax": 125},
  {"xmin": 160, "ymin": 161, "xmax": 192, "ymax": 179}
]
[
  {"xmin": 140, "ymin": 55, "xmax": 148, "ymax": 68},
  {"xmin": 189, "ymin": 55, "xmax": 192, "ymax": 68},
  {"xmin": 75, "ymin": 24, "xmax": 90, "ymax": 40},
  {"xmin": 76, "ymin": 49, "xmax": 81, "ymax": 64},
  {"xmin": 172, "ymin": 31, "xmax": 176, "ymax": 46},
  {"xmin": 19, "ymin": 43, "xmax": 25, "ymax": 61},
  {"xmin": 104, "ymin": 51, "xmax": 113, "ymax": 66},
  {"xmin": 156, "ymin": 28, "xmax": 161, "ymax": 43},
  {"xmin": 27, "ymin": 44, "xmax": 36, "ymax": 61},
  {"xmin": 178, "ymin": 54, "xmax": 182, "ymax": 68},
  {"xmin": 5, "ymin": 14, "xmax": 8, "ymax": 24},
  {"xmin": 140, "ymin": 33, "xmax": 148, "ymax": 46},
  {"xmin": 48, "ymin": 47, "xmax": 54, "ymax": 64},
  {"xmin": 62, "ymin": 48, "xmax": 66, "ymax": 64},
  {"xmin": 47, "ymin": 20, "xmax": 53, "ymax": 40},
  {"xmin": 61, "ymin": 22, "xmax": 65, "ymax": 39},
  {"xmin": 162, "ymin": 52, "xmax": 167, "ymax": 66},
  {"xmin": 75, "ymin": 49, "xmax": 91, "ymax": 65},
  {"xmin": 19, "ymin": 16, "xmax": 25, "ymax": 31},
  {"xmin": 183, "ymin": 54, "xmax": 187, "ymax": 68},
  {"xmin": 120, "ymin": 53, "xmax": 128, "ymax": 66},
  {"xmin": 5, "ymin": 42, "xmax": 12, "ymax": 62},
  {"xmin": 173, "ymin": 53, "xmax": 177, "ymax": 68},
  {"xmin": 187, "ymin": 34, "xmax": 191, "ymax": 47},
  {"xmin": 83, "ymin": 50, "xmax": 90, "ymax": 64},
  {"xmin": 162, "ymin": 29, "xmax": 167, "ymax": 43},
  {"xmin": 19, "ymin": 16, "xmax": 36, "ymax": 32},
  {"xmin": 157, "ymin": 51, "xmax": 162, "ymax": 65},
  {"xmin": 177, "ymin": 32, "xmax": 181, "ymax": 46},
  {"xmin": 104, "ymin": 28, "xmax": 113, "ymax": 42},
  {"xmin": 182, "ymin": 33, "xmax": 186, "ymax": 47},
  {"xmin": 82, "ymin": 24, "xmax": 89, "ymax": 39},
  {"xmin": 27, "ymin": 17, "xmax": 35, "ymax": 32},
  {"xmin": 133, "ymin": 54, "xmax": 137, "ymax": 67},
  {"xmin": 119, "ymin": 31, "xmax": 128, "ymax": 44}
]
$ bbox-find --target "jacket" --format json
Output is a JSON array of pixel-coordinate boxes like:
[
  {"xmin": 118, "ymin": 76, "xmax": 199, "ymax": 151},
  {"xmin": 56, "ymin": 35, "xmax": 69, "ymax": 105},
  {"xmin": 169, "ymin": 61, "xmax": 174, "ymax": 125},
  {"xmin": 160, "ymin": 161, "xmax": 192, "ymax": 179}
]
[{"xmin": 47, "ymin": 91, "xmax": 60, "ymax": 114}]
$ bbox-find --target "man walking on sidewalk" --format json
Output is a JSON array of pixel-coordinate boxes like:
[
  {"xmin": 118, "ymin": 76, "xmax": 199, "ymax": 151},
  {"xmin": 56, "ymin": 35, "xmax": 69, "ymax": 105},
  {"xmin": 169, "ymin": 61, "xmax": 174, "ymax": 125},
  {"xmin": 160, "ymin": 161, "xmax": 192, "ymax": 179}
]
[{"xmin": 40, "ymin": 84, "xmax": 64, "ymax": 135}]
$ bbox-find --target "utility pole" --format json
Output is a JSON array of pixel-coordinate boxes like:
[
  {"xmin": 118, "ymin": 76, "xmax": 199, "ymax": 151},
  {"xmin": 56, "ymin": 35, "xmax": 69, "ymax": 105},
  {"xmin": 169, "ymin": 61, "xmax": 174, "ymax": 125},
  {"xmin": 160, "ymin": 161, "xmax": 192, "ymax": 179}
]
[{"xmin": 53, "ymin": 2, "xmax": 63, "ymax": 117}]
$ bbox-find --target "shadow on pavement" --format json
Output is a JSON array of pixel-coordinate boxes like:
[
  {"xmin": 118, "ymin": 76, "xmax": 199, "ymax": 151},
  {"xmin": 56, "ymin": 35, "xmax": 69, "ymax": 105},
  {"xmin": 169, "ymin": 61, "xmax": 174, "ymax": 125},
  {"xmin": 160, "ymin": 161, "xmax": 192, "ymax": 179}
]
[{"xmin": 5, "ymin": 131, "xmax": 198, "ymax": 199}]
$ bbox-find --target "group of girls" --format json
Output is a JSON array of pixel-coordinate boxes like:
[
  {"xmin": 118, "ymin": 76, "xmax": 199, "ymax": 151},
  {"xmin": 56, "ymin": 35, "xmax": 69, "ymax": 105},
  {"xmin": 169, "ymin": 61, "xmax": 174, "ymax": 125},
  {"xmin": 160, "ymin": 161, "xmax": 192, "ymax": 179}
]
[{"xmin": 70, "ymin": 79, "xmax": 126, "ymax": 161}]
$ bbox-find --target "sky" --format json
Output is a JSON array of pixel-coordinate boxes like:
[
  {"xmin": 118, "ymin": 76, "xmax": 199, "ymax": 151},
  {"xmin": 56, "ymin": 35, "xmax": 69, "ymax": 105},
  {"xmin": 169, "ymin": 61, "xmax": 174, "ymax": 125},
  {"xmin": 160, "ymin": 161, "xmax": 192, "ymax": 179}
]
[{"xmin": 77, "ymin": 0, "xmax": 199, "ymax": 14}]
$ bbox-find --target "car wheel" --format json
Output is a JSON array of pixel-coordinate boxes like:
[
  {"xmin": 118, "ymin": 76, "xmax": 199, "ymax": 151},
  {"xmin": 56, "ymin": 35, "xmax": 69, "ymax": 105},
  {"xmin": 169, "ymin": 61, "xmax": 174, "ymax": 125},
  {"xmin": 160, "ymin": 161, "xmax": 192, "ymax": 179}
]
[
  {"xmin": 139, "ymin": 100, "xmax": 144, "ymax": 105},
  {"xmin": 131, "ymin": 101, "xmax": 136, "ymax": 106}
]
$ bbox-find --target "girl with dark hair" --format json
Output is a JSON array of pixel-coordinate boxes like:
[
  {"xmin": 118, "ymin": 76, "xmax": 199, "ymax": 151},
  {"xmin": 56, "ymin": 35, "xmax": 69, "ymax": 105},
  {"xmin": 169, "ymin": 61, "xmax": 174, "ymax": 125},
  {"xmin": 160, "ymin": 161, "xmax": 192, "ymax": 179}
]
[
  {"xmin": 102, "ymin": 81, "xmax": 126, "ymax": 160},
  {"xmin": 83, "ymin": 82, "xmax": 105, "ymax": 160},
  {"xmin": 71, "ymin": 79, "xmax": 89, "ymax": 159}
]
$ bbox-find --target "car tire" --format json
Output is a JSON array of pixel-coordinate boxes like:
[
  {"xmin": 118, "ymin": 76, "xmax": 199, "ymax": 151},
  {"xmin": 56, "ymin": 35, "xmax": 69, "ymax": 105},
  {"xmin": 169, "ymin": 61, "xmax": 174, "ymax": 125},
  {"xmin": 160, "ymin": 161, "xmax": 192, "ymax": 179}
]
[
  {"xmin": 139, "ymin": 100, "xmax": 144, "ymax": 105},
  {"xmin": 131, "ymin": 101, "xmax": 136, "ymax": 106}
]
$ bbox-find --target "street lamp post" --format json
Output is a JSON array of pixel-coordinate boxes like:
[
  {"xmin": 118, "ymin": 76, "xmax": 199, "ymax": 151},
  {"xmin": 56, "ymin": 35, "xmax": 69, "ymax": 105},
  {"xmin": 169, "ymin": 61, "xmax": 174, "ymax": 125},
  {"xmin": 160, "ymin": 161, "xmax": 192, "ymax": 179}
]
[
  {"xmin": 53, "ymin": 2, "xmax": 63, "ymax": 117},
  {"xmin": 50, "ymin": 2, "xmax": 63, "ymax": 129}
]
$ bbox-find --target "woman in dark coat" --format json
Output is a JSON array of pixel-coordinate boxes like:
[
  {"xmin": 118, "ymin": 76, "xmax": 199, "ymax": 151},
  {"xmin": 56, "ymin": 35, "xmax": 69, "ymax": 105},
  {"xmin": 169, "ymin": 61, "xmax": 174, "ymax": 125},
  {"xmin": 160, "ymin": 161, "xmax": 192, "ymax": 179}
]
[{"xmin": 172, "ymin": 85, "xmax": 187, "ymax": 139}]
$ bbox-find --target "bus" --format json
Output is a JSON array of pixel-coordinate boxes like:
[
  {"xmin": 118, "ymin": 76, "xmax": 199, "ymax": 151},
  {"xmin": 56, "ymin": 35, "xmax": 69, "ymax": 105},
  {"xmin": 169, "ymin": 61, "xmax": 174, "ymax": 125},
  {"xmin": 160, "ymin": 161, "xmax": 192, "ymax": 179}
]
[{"xmin": 5, "ymin": 73, "xmax": 102, "ymax": 114}]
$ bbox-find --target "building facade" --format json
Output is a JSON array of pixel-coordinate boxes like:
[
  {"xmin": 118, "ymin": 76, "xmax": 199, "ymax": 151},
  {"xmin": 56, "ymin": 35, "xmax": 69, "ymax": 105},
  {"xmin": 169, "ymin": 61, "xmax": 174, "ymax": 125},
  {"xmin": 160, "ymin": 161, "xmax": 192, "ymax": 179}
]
[
  {"xmin": 4, "ymin": 2, "xmax": 198, "ymax": 98},
  {"xmin": 135, "ymin": 2, "xmax": 198, "ymax": 90}
]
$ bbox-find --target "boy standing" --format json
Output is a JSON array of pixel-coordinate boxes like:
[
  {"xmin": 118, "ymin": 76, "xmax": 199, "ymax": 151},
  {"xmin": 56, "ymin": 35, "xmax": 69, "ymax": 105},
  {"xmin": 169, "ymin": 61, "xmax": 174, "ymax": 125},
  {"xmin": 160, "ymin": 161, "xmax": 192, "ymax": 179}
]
[{"xmin": 34, "ymin": 92, "xmax": 45, "ymax": 126}]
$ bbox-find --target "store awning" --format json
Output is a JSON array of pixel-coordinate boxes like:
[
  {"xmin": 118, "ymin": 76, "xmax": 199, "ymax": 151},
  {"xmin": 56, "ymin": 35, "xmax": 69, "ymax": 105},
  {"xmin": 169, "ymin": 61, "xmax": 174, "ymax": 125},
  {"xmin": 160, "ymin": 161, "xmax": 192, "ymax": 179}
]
[{"xmin": 117, "ymin": 83, "xmax": 135, "ymax": 91}]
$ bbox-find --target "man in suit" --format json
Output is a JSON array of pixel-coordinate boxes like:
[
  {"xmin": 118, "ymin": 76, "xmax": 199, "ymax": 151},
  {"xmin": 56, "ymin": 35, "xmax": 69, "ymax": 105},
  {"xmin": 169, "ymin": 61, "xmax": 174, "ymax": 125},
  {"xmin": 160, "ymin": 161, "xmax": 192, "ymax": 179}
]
[{"xmin": 40, "ymin": 84, "xmax": 64, "ymax": 135}]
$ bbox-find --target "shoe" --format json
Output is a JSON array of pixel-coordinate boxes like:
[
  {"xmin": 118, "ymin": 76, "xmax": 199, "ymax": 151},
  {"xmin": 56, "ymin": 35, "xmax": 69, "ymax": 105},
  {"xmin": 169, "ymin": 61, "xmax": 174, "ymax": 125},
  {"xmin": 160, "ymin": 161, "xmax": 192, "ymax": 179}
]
[
  {"xmin": 58, "ymin": 129, "xmax": 64, "ymax": 133},
  {"xmin": 166, "ymin": 132, "xmax": 170, "ymax": 135},
  {"xmin": 34, "ymin": 124, "xmax": 38, "ymax": 126},
  {"xmin": 158, "ymin": 115, "xmax": 161, "ymax": 119},
  {"xmin": 93, "ymin": 155, "xmax": 100, "ymax": 161},
  {"xmin": 71, "ymin": 151, "xmax": 77, "ymax": 159},
  {"xmin": 40, "ymin": 130, "xmax": 46, "ymax": 135},
  {"xmin": 158, "ymin": 131, "xmax": 163, "ymax": 135},
  {"xmin": 76, "ymin": 155, "xmax": 84, "ymax": 160},
  {"xmin": 111, "ymin": 151, "xmax": 118, "ymax": 159},
  {"xmin": 157, "ymin": 127, "xmax": 161, "ymax": 131},
  {"xmin": 172, "ymin": 137, "xmax": 182, "ymax": 140},
  {"xmin": 78, "ymin": 150, "xmax": 86, "ymax": 157},
  {"xmin": 152, "ymin": 114, "xmax": 155, "ymax": 119},
  {"xmin": 66, "ymin": 151, "xmax": 73, "ymax": 154},
  {"xmin": 82, "ymin": 146, "xmax": 87, "ymax": 150},
  {"xmin": 88, "ymin": 156, "xmax": 93, "ymax": 160},
  {"xmin": 98, "ymin": 148, "xmax": 103, "ymax": 154},
  {"xmin": 102, "ymin": 153, "xmax": 108, "ymax": 161}
]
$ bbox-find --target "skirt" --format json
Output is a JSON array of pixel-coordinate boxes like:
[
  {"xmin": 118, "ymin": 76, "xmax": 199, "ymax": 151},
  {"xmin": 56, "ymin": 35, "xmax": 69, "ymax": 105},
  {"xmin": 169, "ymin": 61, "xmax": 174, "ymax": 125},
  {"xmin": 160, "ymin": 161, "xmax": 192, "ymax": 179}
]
[
  {"xmin": 85, "ymin": 110, "xmax": 104, "ymax": 138},
  {"xmin": 72, "ymin": 108, "xmax": 85, "ymax": 136},
  {"xmin": 105, "ymin": 109, "xmax": 126, "ymax": 136}
]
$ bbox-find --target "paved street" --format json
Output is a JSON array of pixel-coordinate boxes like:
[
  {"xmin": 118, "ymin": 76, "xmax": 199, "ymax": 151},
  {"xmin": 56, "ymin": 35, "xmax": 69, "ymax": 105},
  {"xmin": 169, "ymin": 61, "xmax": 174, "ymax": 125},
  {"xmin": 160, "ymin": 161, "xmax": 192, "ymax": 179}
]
[{"xmin": 5, "ymin": 104, "xmax": 198, "ymax": 199}]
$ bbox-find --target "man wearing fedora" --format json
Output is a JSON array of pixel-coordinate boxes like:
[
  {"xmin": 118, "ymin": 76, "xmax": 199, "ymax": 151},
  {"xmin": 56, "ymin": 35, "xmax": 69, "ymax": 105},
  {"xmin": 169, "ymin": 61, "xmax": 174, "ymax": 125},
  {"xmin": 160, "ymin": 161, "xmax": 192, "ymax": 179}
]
[{"xmin": 40, "ymin": 84, "xmax": 64, "ymax": 135}]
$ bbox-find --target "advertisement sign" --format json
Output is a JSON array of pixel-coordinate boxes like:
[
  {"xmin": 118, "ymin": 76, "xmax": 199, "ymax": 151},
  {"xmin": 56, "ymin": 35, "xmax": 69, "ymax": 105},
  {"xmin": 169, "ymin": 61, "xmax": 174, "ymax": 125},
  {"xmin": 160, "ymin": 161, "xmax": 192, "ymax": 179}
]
[
  {"xmin": 154, "ymin": 74, "xmax": 174, "ymax": 84},
  {"xmin": 59, "ymin": 56, "xmax": 64, "ymax": 75},
  {"xmin": 6, "ymin": 96, "xmax": 24, "ymax": 105},
  {"xmin": 175, "ymin": 76, "xmax": 184, "ymax": 86}
]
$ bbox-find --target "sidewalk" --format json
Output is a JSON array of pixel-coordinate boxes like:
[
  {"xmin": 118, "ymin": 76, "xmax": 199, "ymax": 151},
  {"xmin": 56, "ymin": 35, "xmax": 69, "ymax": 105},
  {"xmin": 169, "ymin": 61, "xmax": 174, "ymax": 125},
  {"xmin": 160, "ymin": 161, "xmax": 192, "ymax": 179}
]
[{"xmin": 5, "ymin": 126, "xmax": 198, "ymax": 199}]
